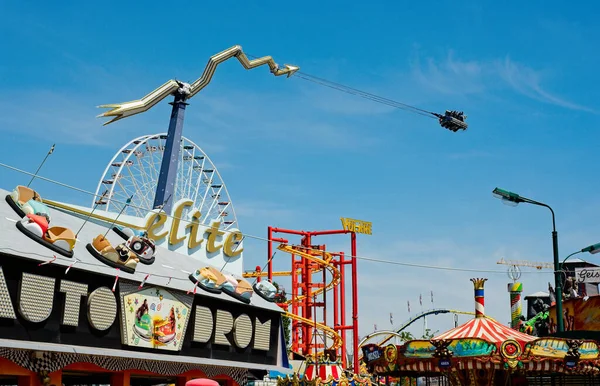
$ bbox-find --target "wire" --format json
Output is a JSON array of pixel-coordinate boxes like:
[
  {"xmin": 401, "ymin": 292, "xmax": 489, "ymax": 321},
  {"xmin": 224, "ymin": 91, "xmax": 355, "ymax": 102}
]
[
  {"xmin": 0, "ymin": 247, "xmax": 187, "ymax": 282},
  {"xmin": 251, "ymin": 251, "xmax": 277, "ymax": 285},
  {"xmin": 0, "ymin": 161, "xmax": 557, "ymax": 276},
  {"xmin": 348, "ymin": 255, "xmax": 552, "ymax": 274},
  {"xmin": 246, "ymin": 53, "xmax": 440, "ymax": 120},
  {"xmin": 295, "ymin": 72, "xmax": 437, "ymax": 119}
]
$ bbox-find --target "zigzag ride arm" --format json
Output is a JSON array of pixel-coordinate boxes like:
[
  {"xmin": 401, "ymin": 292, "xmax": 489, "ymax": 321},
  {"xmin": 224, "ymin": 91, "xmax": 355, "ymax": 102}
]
[{"xmin": 97, "ymin": 45, "xmax": 299, "ymax": 125}]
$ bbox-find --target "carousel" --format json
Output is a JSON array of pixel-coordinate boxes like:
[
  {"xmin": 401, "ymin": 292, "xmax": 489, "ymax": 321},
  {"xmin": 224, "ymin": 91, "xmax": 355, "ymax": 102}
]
[
  {"xmin": 363, "ymin": 278, "xmax": 600, "ymax": 385},
  {"xmin": 276, "ymin": 353, "xmax": 376, "ymax": 386}
]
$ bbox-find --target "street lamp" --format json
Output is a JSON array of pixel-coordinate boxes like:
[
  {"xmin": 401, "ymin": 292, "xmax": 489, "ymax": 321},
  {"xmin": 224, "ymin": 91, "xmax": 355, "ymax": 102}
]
[
  {"xmin": 491, "ymin": 187, "xmax": 564, "ymax": 332},
  {"xmin": 561, "ymin": 243, "xmax": 600, "ymax": 270}
]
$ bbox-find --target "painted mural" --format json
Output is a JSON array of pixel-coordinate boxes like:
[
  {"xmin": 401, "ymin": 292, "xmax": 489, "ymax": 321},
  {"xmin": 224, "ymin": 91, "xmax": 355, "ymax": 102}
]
[
  {"xmin": 123, "ymin": 287, "xmax": 190, "ymax": 351},
  {"xmin": 403, "ymin": 338, "xmax": 496, "ymax": 359},
  {"xmin": 548, "ymin": 295, "xmax": 600, "ymax": 332},
  {"xmin": 525, "ymin": 338, "xmax": 599, "ymax": 360}
]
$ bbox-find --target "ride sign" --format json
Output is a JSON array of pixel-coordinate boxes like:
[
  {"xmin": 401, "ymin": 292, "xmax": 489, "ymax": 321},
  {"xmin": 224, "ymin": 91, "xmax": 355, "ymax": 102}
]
[
  {"xmin": 340, "ymin": 217, "xmax": 372, "ymax": 235},
  {"xmin": 438, "ymin": 358, "xmax": 451, "ymax": 368},
  {"xmin": 361, "ymin": 344, "xmax": 383, "ymax": 363},
  {"xmin": 574, "ymin": 267, "xmax": 600, "ymax": 283}
]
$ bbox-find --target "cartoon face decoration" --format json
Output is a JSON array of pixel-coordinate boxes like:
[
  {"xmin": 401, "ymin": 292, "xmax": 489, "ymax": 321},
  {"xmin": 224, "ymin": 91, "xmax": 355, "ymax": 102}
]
[
  {"xmin": 125, "ymin": 235, "xmax": 156, "ymax": 265},
  {"xmin": 115, "ymin": 244, "xmax": 133, "ymax": 262}
]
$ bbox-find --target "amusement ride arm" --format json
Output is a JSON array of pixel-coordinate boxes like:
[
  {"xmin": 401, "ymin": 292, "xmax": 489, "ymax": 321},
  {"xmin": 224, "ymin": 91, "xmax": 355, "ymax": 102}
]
[{"xmin": 97, "ymin": 45, "xmax": 299, "ymax": 125}]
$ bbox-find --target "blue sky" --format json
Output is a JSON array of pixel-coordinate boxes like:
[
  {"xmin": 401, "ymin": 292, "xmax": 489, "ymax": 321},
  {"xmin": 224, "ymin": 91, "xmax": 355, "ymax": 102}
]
[{"xmin": 1, "ymin": 1, "xmax": 600, "ymax": 349}]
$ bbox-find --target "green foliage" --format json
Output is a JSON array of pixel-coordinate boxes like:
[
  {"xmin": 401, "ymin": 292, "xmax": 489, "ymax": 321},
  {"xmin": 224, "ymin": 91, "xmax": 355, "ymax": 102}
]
[
  {"xmin": 421, "ymin": 328, "xmax": 438, "ymax": 340},
  {"xmin": 396, "ymin": 329, "xmax": 438, "ymax": 342},
  {"xmin": 398, "ymin": 331, "xmax": 415, "ymax": 342},
  {"xmin": 272, "ymin": 281, "xmax": 292, "ymax": 352}
]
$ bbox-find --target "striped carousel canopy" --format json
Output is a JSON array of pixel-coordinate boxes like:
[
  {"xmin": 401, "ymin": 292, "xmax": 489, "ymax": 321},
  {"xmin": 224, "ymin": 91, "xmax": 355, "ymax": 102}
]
[
  {"xmin": 434, "ymin": 278, "xmax": 536, "ymax": 346},
  {"xmin": 434, "ymin": 316, "xmax": 536, "ymax": 345},
  {"xmin": 304, "ymin": 363, "xmax": 343, "ymax": 381}
]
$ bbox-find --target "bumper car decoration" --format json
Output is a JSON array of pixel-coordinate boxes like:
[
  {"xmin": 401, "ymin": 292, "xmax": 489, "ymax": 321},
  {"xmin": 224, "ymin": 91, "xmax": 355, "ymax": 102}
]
[
  {"xmin": 153, "ymin": 313, "xmax": 176, "ymax": 344},
  {"xmin": 6, "ymin": 185, "xmax": 50, "ymax": 219},
  {"xmin": 86, "ymin": 234, "xmax": 139, "ymax": 274},
  {"xmin": 253, "ymin": 280, "xmax": 278, "ymax": 302},
  {"xmin": 189, "ymin": 266, "xmax": 227, "ymax": 294},
  {"xmin": 222, "ymin": 274, "xmax": 253, "ymax": 304},
  {"xmin": 112, "ymin": 225, "xmax": 147, "ymax": 240},
  {"xmin": 133, "ymin": 313, "xmax": 153, "ymax": 341},
  {"xmin": 16, "ymin": 213, "xmax": 76, "ymax": 258},
  {"xmin": 125, "ymin": 234, "xmax": 156, "ymax": 265}
]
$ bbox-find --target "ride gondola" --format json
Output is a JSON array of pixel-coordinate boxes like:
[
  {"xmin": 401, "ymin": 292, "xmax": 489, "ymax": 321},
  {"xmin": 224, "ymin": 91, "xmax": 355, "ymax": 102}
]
[{"xmin": 435, "ymin": 110, "xmax": 468, "ymax": 132}]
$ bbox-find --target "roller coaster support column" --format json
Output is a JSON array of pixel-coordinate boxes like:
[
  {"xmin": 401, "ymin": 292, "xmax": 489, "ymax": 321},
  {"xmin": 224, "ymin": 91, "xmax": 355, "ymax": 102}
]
[
  {"xmin": 337, "ymin": 252, "xmax": 348, "ymax": 369},
  {"xmin": 268, "ymin": 227, "xmax": 273, "ymax": 279},
  {"xmin": 255, "ymin": 266, "xmax": 262, "ymax": 283},
  {"xmin": 351, "ymin": 231, "xmax": 359, "ymax": 373},
  {"xmin": 266, "ymin": 227, "xmax": 360, "ymax": 371},
  {"xmin": 333, "ymin": 257, "xmax": 340, "ymax": 352},
  {"xmin": 153, "ymin": 91, "xmax": 189, "ymax": 215},
  {"xmin": 301, "ymin": 228, "xmax": 360, "ymax": 373},
  {"xmin": 302, "ymin": 233, "xmax": 314, "ymax": 355}
]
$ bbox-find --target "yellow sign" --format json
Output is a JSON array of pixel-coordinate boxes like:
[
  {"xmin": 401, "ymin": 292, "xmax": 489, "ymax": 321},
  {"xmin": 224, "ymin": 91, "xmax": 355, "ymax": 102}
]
[
  {"xmin": 340, "ymin": 217, "xmax": 372, "ymax": 235},
  {"xmin": 145, "ymin": 199, "xmax": 243, "ymax": 257}
]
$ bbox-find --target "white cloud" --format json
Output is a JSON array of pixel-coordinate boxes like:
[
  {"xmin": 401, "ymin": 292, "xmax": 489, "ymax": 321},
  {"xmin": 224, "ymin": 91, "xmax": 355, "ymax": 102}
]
[
  {"xmin": 411, "ymin": 51, "xmax": 597, "ymax": 113},
  {"xmin": 411, "ymin": 51, "xmax": 486, "ymax": 96},
  {"xmin": 496, "ymin": 56, "xmax": 597, "ymax": 113}
]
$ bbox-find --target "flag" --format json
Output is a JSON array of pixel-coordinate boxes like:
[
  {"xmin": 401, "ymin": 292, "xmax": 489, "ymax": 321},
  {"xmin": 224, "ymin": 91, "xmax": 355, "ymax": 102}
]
[
  {"xmin": 390, "ymin": 312, "xmax": 393, "ymax": 325},
  {"xmin": 374, "ymin": 323, "xmax": 377, "ymax": 331},
  {"xmin": 407, "ymin": 300, "xmax": 410, "ymax": 313},
  {"xmin": 419, "ymin": 294, "xmax": 422, "ymax": 306},
  {"xmin": 431, "ymin": 290, "xmax": 434, "ymax": 304}
]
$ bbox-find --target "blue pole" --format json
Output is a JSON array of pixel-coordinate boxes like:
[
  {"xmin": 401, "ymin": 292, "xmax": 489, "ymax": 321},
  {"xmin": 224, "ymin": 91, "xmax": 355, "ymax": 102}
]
[{"xmin": 153, "ymin": 92, "xmax": 188, "ymax": 215}]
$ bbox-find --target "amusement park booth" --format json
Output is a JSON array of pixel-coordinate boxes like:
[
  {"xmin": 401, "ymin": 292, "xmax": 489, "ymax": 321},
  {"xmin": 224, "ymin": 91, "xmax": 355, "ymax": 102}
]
[
  {"xmin": 363, "ymin": 278, "xmax": 600, "ymax": 385},
  {"xmin": 547, "ymin": 259, "xmax": 600, "ymax": 342},
  {"xmin": 0, "ymin": 186, "xmax": 291, "ymax": 386}
]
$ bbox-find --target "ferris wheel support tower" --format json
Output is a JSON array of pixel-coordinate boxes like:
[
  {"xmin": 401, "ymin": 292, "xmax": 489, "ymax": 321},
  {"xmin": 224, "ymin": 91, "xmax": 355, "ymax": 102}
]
[
  {"xmin": 154, "ymin": 90, "xmax": 188, "ymax": 213},
  {"xmin": 97, "ymin": 45, "xmax": 299, "ymax": 214}
]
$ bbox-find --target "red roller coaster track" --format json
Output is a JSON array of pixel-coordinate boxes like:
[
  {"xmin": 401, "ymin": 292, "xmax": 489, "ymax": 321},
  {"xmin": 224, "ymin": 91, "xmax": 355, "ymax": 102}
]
[{"xmin": 263, "ymin": 226, "xmax": 360, "ymax": 373}]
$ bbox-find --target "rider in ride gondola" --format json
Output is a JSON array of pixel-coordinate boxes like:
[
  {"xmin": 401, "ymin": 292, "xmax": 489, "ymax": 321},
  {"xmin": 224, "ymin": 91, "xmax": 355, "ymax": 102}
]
[{"xmin": 436, "ymin": 110, "xmax": 468, "ymax": 132}]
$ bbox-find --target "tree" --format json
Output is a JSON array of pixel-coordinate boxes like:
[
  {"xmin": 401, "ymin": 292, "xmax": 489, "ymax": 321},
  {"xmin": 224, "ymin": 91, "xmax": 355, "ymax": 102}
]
[
  {"xmin": 421, "ymin": 328, "xmax": 439, "ymax": 340},
  {"xmin": 398, "ymin": 331, "xmax": 415, "ymax": 342},
  {"xmin": 272, "ymin": 282, "xmax": 292, "ymax": 353}
]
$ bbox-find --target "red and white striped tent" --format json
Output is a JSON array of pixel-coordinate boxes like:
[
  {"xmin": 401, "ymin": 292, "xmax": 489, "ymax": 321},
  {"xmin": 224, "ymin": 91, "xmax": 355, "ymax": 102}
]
[
  {"xmin": 303, "ymin": 363, "xmax": 343, "ymax": 381},
  {"xmin": 364, "ymin": 278, "xmax": 600, "ymax": 384},
  {"xmin": 433, "ymin": 278, "xmax": 535, "ymax": 347},
  {"xmin": 434, "ymin": 315, "xmax": 536, "ymax": 347}
]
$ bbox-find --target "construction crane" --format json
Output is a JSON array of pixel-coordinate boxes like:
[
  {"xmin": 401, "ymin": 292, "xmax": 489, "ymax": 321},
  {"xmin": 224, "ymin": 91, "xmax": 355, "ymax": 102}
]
[{"xmin": 497, "ymin": 258, "xmax": 553, "ymax": 270}]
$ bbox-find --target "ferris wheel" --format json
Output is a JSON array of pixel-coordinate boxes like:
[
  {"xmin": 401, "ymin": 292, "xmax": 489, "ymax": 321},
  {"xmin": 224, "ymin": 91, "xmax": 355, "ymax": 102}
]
[{"xmin": 93, "ymin": 133, "xmax": 238, "ymax": 230}]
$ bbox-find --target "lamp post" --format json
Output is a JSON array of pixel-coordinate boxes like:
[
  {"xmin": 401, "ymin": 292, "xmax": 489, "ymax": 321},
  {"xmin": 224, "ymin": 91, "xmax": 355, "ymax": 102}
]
[
  {"xmin": 492, "ymin": 187, "xmax": 563, "ymax": 333},
  {"xmin": 561, "ymin": 243, "xmax": 600, "ymax": 276}
]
